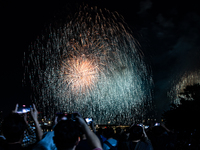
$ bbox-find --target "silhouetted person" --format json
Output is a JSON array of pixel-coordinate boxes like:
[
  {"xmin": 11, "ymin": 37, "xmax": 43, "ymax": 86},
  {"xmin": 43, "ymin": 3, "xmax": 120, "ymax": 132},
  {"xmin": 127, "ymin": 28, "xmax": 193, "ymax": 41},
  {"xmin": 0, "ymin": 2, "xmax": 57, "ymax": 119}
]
[
  {"xmin": 118, "ymin": 125, "xmax": 153, "ymax": 150},
  {"xmin": 53, "ymin": 114, "xmax": 102, "ymax": 150},
  {"xmin": 96, "ymin": 128, "xmax": 106, "ymax": 145},
  {"xmin": 0, "ymin": 104, "xmax": 43, "ymax": 150},
  {"xmin": 148, "ymin": 123, "xmax": 175, "ymax": 150},
  {"xmin": 114, "ymin": 127, "xmax": 123, "ymax": 142},
  {"xmin": 103, "ymin": 127, "xmax": 117, "ymax": 150}
]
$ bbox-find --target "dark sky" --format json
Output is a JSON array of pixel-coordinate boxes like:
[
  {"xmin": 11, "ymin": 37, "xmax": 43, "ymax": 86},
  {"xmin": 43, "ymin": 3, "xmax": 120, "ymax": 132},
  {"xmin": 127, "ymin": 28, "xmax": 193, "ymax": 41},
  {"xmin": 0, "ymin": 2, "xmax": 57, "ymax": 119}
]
[{"xmin": 1, "ymin": 0, "xmax": 200, "ymax": 117}]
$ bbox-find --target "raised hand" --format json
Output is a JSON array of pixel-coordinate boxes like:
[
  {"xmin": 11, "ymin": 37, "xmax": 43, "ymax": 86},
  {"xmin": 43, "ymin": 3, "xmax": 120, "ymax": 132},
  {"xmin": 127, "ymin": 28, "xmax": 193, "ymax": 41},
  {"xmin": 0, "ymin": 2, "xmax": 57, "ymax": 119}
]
[
  {"xmin": 30, "ymin": 104, "xmax": 43, "ymax": 140},
  {"xmin": 12, "ymin": 103, "xmax": 18, "ymax": 113},
  {"xmin": 30, "ymin": 104, "xmax": 38, "ymax": 122}
]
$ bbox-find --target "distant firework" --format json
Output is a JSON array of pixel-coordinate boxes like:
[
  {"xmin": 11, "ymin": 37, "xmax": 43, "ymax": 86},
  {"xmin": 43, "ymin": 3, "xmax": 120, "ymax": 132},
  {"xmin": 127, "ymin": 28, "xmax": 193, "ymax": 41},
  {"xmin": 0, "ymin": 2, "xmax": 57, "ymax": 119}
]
[
  {"xmin": 168, "ymin": 70, "xmax": 200, "ymax": 103},
  {"xmin": 23, "ymin": 5, "xmax": 153, "ymax": 124}
]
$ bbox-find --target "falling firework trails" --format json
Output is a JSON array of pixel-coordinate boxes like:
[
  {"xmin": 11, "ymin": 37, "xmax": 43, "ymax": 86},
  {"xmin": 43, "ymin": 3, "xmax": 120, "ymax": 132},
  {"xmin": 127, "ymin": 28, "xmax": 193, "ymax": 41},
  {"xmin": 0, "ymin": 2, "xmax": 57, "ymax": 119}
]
[
  {"xmin": 168, "ymin": 70, "xmax": 200, "ymax": 104},
  {"xmin": 23, "ymin": 5, "xmax": 153, "ymax": 124}
]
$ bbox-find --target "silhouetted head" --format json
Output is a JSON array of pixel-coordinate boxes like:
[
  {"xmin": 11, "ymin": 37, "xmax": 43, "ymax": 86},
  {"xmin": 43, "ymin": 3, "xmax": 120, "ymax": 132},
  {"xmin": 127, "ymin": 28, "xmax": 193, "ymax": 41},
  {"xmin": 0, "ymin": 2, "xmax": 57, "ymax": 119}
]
[
  {"xmin": 53, "ymin": 120, "xmax": 80, "ymax": 150},
  {"xmin": 97, "ymin": 127, "xmax": 103, "ymax": 135},
  {"xmin": 152, "ymin": 126, "xmax": 165, "ymax": 136},
  {"xmin": 104, "ymin": 127, "xmax": 114, "ymax": 139},
  {"xmin": 116, "ymin": 127, "xmax": 123, "ymax": 135},
  {"xmin": 129, "ymin": 125, "xmax": 143, "ymax": 141},
  {"xmin": 2, "ymin": 113, "xmax": 26, "ymax": 143}
]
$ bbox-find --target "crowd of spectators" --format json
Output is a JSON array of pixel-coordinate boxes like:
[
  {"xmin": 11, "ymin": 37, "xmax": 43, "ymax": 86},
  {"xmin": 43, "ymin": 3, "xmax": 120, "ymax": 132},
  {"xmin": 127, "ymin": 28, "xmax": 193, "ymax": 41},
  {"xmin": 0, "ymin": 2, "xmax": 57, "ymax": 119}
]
[{"xmin": 0, "ymin": 104, "xmax": 199, "ymax": 150}]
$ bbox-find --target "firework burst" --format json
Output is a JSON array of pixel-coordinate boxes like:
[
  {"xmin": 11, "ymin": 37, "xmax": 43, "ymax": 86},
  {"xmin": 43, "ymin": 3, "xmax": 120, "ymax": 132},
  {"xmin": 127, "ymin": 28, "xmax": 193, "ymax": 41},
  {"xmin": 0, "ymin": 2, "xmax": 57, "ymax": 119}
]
[
  {"xmin": 24, "ymin": 5, "xmax": 153, "ymax": 124},
  {"xmin": 168, "ymin": 70, "xmax": 200, "ymax": 104},
  {"xmin": 61, "ymin": 56, "xmax": 99, "ymax": 94}
]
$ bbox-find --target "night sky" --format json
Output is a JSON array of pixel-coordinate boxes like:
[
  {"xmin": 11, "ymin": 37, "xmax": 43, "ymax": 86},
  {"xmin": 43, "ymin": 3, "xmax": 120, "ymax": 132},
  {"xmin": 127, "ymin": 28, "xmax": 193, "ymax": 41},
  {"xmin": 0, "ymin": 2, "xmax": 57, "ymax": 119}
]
[{"xmin": 1, "ymin": 0, "xmax": 200, "ymax": 118}]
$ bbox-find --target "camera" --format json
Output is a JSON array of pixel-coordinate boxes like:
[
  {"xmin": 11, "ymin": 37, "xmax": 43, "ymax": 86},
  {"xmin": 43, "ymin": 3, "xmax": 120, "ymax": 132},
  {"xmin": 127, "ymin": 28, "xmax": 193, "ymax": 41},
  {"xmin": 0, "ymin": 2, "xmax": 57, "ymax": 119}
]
[
  {"xmin": 66, "ymin": 113, "xmax": 79, "ymax": 121},
  {"xmin": 55, "ymin": 112, "xmax": 84, "ymax": 135},
  {"xmin": 56, "ymin": 112, "xmax": 79, "ymax": 122}
]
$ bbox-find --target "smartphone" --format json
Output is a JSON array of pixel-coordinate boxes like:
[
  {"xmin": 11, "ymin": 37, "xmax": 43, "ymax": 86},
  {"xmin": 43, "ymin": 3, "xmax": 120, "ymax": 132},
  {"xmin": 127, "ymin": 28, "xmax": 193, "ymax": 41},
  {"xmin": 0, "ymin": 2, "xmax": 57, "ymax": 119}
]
[
  {"xmin": 154, "ymin": 123, "xmax": 160, "ymax": 126},
  {"xmin": 137, "ymin": 124, "xmax": 143, "ymax": 127},
  {"xmin": 56, "ymin": 112, "xmax": 68, "ymax": 122},
  {"xmin": 85, "ymin": 118, "xmax": 93, "ymax": 125},
  {"xmin": 17, "ymin": 105, "xmax": 31, "ymax": 114}
]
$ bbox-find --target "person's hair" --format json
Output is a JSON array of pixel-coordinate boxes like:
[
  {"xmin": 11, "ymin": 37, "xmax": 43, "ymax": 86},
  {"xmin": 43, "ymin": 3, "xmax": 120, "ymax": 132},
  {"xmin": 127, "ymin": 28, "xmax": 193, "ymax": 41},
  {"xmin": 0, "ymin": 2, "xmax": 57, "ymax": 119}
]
[
  {"xmin": 104, "ymin": 127, "xmax": 114, "ymax": 139},
  {"xmin": 152, "ymin": 126, "xmax": 165, "ymax": 136},
  {"xmin": 2, "ymin": 113, "xmax": 26, "ymax": 143},
  {"xmin": 53, "ymin": 120, "xmax": 79, "ymax": 150},
  {"xmin": 97, "ymin": 127, "xmax": 103, "ymax": 135},
  {"xmin": 129, "ymin": 125, "xmax": 143, "ymax": 141},
  {"xmin": 116, "ymin": 127, "xmax": 122, "ymax": 135}
]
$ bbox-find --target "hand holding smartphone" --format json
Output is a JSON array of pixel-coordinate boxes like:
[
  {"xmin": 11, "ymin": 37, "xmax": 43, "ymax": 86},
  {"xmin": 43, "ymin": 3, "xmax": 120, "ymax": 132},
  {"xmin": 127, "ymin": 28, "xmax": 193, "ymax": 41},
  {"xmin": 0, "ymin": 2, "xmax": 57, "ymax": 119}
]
[
  {"xmin": 17, "ymin": 105, "xmax": 32, "ymax": 114},
  {"xmin": 85, "ymin": 118, "xmax": 93, "ymax": 125},
  {"xmin": 154, "ymin": 123, "xmax": 160, "ymax": 126}
]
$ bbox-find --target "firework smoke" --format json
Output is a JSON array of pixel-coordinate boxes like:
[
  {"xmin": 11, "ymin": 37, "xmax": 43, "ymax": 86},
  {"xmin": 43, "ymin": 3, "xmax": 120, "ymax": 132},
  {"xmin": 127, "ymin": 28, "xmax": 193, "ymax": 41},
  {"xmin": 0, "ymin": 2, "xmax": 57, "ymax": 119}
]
[{"xmin": 24, "ymin": 5, "xmax": 153, "ymax": 124}]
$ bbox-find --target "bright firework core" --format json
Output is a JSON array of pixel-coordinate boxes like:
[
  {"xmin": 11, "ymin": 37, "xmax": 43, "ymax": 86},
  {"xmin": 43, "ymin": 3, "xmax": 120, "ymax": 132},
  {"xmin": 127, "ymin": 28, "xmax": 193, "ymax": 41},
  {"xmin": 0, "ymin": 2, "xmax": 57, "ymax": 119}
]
[{"xmin": 61, "ymin": 56, "xmax": 99, "ymax": 94}]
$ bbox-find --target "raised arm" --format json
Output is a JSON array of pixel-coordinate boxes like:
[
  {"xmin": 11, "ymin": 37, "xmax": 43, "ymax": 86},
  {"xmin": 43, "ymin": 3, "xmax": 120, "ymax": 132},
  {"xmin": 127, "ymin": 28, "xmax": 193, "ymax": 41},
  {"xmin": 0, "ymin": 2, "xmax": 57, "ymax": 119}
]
[
  {"xmin": 142, "ymin": 125, "xmax": 148, "ymax": 138},
  {"xmin": 30, "ymin": 104, "xmax": 43, "ymax": 141},
  {"xmin": 161, "ymin": 123, "xmax": 173, "ymax": 133},
  {"xmin": 77, "ymin": 116, "xmax": 102, "ymax": 150}
]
